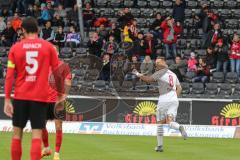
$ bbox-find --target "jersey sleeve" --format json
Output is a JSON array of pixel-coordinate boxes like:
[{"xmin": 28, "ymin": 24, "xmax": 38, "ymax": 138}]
[
  {"xmin": 151, "ymin": 69, "xmax": 168, "ymax": 81},
  {"xmin": 4, "ymin": 46, "xmax": 16, "ymax": 99}
]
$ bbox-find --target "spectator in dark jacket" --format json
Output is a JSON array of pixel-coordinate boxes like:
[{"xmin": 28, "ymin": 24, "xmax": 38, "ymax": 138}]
[
  {"xmin": 123, "ymin": 55, "xmax": 140, "ymax": 89},
  {"xmin": 67, "ymin": 4, "xmax": 79, "ymax": 26},
  {"xmin": 108, "ymin": 22, "xmax": 121, "ymax": 43},
  {"xmin": 83, "ymin": 3, "xmax": 95, "ymax": 33},
  {"xmin": 99, "ymin": 54, "xmax": 111, "ymax": 81},
  {"xmin": 192, "ymin": 58, "xmax": 210, "ymax": 83},
  {"xmin": 197, "ymin": 4, "xmax": 212, "ymax": 47},
  {"xmin": 40, "ymin": 21, "xmax": 54, "ymax": 42},
  {"xmin": 117, "ymin": 8, "xmax": 134, "ymax": 29},
  {"xmin": 52, "ymin": 13, "xmax": 65, "ymax": 27},
  {"xmin": 161, "ymin": 17, "xmax": 182, "ymax": 59},
  {"xmin": 53, "ymin": 26, "xmax": 66, "ymax": 48},
  {"xmin": 215, "ymin": 39, "xmax": 229, "ymax": 74},
  {"xmin": 0, "ymin": 21, "xmax": 15, "ymax": 46},
  {"xmin": 206, "ymin": 46, "xmax": 217, "ymax": 70},
  {"xmin": 172, "ymin": 0, "xmax": 186, "ymax": 24},
  {"xmin": 169, "ymin": 55, "xmax": 187, "ymax": 82},
  {"xmin": 132, "ymin": 32, "xmax": 147, "ymax": 61},
  {"xmin": 204, "ymin": 23, "xmax": 223, "ymax": 48},
  {"xmin": 150, "ymin": 12, "xmax": 164, "ymax": 40},
  {"xmin": 88, "ymin": 32, "xmax": 103, "ymax": 57}
]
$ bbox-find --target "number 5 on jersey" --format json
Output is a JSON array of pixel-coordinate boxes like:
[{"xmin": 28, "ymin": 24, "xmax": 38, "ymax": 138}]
[{"xmin": 26, "ymin": 51, "xmax": 38, "ymax": 74}]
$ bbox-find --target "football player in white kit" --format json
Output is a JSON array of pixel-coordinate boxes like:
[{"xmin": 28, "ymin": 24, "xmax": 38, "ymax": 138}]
[{"xmin": 133, "ymin": 56, "xmax": 187, "ymax": 152}]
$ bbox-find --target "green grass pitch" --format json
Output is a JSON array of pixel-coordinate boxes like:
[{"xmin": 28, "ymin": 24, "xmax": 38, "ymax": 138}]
[{"xmin": 0, "ymin": 132, "xmax": 239, "ymax": 160}]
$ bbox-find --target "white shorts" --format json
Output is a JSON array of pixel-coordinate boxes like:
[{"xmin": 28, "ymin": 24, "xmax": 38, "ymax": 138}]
[{"xmin": 156, "ymin": 100, "xmax": 179, "ymax": 122}]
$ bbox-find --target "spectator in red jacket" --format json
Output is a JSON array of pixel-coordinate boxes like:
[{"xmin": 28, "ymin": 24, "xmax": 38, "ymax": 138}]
[
  {"xmin": 230, "ymin": 33, "xmax": 240, "ymax": 76},
  {"xmin": 192, "ymin": 58, "xmax": 210, "ymax": 83},
  {"xmin": 161, "ymin": 17, "xmax": 182, "ymax": 59}
]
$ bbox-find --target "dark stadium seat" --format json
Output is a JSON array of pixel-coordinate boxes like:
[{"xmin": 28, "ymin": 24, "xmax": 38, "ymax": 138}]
[
  {"xmin": 205, "ymin": 83, "xmax": 218, "ymax": 96},
  {"xmin": 60, "ymin": 47, "xmax": 73, "ymax": 58},
  {"xmin": 0, "ymin": 47, "xmax": 7, "ymax": 57},
  {"xmin": 149, "ymin": 0, "xmax": 160, "ymax": 8},
  {"xmin": 187, "ymin": 1, "xmax": 198, "ymax": 9},
  {"xmin": 93, "ymin": 80, "xmax": 106, "ymax": 90},
  {"xmin": 212, "ymin": 1, "xmax": 224, "ymax": 8},
  {"xmin": 137, "ymin": 0, "xmax": 148, "ymax": 7},
  {"xmin": 162, "ymin": 1, "xmax": 173, "ymax": 8},
  {"xmin": 123, "ymin": 0, "xmax": 134, "ymax": 7},
  {"xmin": 219, "ymin": 83, "xmax": 232, "ymax": 97},
  {"xmin": 181, "ymin": 82, "xmax": 191, "ymax": 94},
  {"xmin": 96, "ymin": 0, "xmax": 108, "ymax": 7},
  {"xmin": 75, "ymin": 48, "xmax": 87, "ymax": 55},
  {"xmin": 225, "ymin": 72, "xmax": 238, "ymax": 83},
  {"xmin": 233, "ymin": 84, "xmax": 240, "ymax": 96},
  {"xmin": 191, "ymin": 83, "xmax": 205, "ymax": 95},
  {"xmin": 177, "ymin": 39, "xmax": 187, "ymax": 49},
  {"xmin": 211, "ymin": 72, "xmax": 225, "ymax": 83},
  {"xmin": 131, "ymin": 8, "xmax": 141, "ymax": 18},
  {"xmin": 108, "ymin": 0, "xmax": 122, "ymax": 7},
  {"xmin": 225, "ymin": 0, "xmax": 237, "ymax": 9}
]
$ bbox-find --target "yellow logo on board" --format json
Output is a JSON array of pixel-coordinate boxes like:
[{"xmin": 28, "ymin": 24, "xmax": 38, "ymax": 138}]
[
  {"xmin": 133, "ymin": 101, "xmax": 157, "ymax": 116},
  {"xmin": 220, "ymin": 103, "xmax": 240, "ymax": 118}
]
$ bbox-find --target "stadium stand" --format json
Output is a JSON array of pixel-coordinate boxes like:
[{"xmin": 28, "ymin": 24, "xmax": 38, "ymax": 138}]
[{"xmin": 0, "ymin": 0, "xmax": 240, "ymax": 99}]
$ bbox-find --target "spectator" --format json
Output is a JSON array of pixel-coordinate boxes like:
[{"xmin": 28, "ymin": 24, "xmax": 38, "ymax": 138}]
[
  {"xmin": 16, "ymin": 0, "xmax": 27, "ymax": 14},
  {"xmin": 0, "ymin": 8, "xmax": 12, "ymax": 17},
  {"xmin": 117, "ymin": 8, "xmax": 134, "ymax": 29},
  {"xmin": 204, "ymin": 23, "xmax": 223, "ymax": 48},
  {"xmin": 169, "ymin": 55, "xmax": 187, "ymax": 82},
  {"xmin": 26, "ymin": 4, "xmax": 35, "ymax": 17},
  {"xmin": 83, "ymin": 3, "xmax": 95, "ymax": 33},
  {"xmin": 132, "ymin": 32, "xmax": 147, "ymax": 61},
  {"xmin": 192, "ymin": 58, "xmax": 210, "ymax": 83},
  {"xmin": 99, "ymin": 54, "xmax": 111, "ymax": 81},
  {"xmin": 123, "ymin": 55, "xmax": 140, "ymax": 89},
  {"xmin": 0, "ymin": 21, "xmax": 15, "ymax": 46},
  {"xmin": 129, "ymin": 19, "xmax": 138, "ymax": 41},
  {"xmin": 53, "ymin": 26, "xmax": 66, "ymax": 48},
  {"xmin": 32, "ymin": 4, "xmax": 41, "ymax": 18},
  {"xmin": 230, "ymin": 34, "xmax": 240, "ymax": 76},
  {"xmin": 11, "ymin": 12, "xmax": 22, "ymax": 32},
  {"xmin": 150, "ymin": 12, "xmax": 164, "ymax": 40},
  {"xmin": 52, "ymin": 13, "xmax": 65, "ymax": 27},
  {"xmin": 88, "ymin": 32, "xmax": 103, "ymax": 57},
  {"xmin": 108, "ymin": 22, "xmax": 121, "ymax": 43},
  {"xmin": 103, "ymin": 35, "xmax": 118, "ymax": 55},
  {"xmin": 188, "ymin": 12, "xmax": 200, "ymax": 37},
  {"xmin": 54, "ymin": 4, "xmax": 67, "ymax": 18},
  {"xmin": 140, "ymin": 55, "xmax": 154, "ymax": 76},
  {"xmin": 187, "ymin": 52, "xmax": 198, "ymax": 72},
  {"xmin": 66, "ymin": 25, "xmax": 81, "ymax": 48},
  {"xmin": 13, "ymin": 27, "xmax": 24, "ymax": 42},
  {"xmin": 215, "ymin": 39, "xmax": 229, "ymax": 74},
  {"xmin": 46, "ymin": 2, "xmax": 55, "ymax": 19},
  {"xmin": 39, "ymin": 3, "xmax": 51, "ymax": 25},
  {"xmin": 0, "ymin": 16, "xmax": 6, "ymax": 33},
  {"xmin": 197, "ymin": 4, "xmax": 212, "ymax": 47},
  {"xmin": 145, "ymin": 32, "xmax": 157, "ymax": 60},
  {"xmin": 97, "ymin": 24, "xmax": 108, "ymax": 41},
  {"xmin": 40, "ymin": 21, "xmax": 54, "ymax": 42},
  {"xmin": 66, "ymin": 4, "xmax": 79, "ymax": 26},
  {"xmin": 172, "ymin": 0, "xmax": 186, "ymax": 24},
  {"xmin": 161, "ymin": 17, "xmax": 182, "ymax": 59},
  {"xmin": 123, "ymin": 23, "xmax": 133, "ymax": 43},
  {"xmin": 205, "ymin": 46, "xmax": 217, "ymax": 70}
]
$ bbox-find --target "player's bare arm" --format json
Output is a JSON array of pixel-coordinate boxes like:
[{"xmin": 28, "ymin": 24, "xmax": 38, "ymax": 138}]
[
  {"xmin": 132, "ymin": 69, "xmax": 155, "ymax": 83},
  {"xmin": 176, "ymin": 85, "xmax": 182, "ymax": 97}
]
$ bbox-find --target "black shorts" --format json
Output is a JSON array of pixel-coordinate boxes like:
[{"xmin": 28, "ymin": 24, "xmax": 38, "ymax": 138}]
[
  {"xmin": 13, "ymin": 99, "xmax": 48, "ymax": 129},
  {"xmin": 47, "ymin": 102, "xmax": 56, "ymax": 120}
]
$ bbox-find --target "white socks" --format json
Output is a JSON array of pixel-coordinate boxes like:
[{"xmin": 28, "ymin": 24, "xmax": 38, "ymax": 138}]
[
  {"xmin": 157, "ymin": 125, "xmax": 163, "ymax": 146},
  {"xmin": 169, "ymin": 122, "xmax": 180, "ymax": 130}
]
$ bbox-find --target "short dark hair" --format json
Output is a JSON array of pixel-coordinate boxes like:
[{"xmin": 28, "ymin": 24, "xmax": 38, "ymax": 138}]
[
  {"xmin": 156, "ymin": 56, "xmax": 166, "ymax": 61},
  {"xmin": 21, "ymin": 17, "xmax": 38, "ymax": 33}
]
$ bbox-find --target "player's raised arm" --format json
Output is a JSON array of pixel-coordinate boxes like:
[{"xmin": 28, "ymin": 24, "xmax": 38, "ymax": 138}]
[
  {"xmin": 4, "ymin": 46, "xmax": 16, "ymax": 117},
  {"xmin": 133, "ymin": 69, "xmax": 155, "ymax": 83}
]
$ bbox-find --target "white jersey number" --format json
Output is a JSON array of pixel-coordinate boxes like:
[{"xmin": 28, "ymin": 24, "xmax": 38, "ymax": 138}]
[{"xmin": 26, "ymin": 51, "xmax": 39, "ymax": 74}]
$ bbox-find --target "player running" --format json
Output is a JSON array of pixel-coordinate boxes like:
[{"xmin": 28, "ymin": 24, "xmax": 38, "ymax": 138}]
[
  {"xmin": 4, "ymin": 17, "xmax": 62, "ymax": 160},
  {"xmin": 133, "ymin": 56, "xmax": 187, "ymax": 152},
  {"xmin": 41, "ymin": 47, "xmax": 72, "ymax": 160}
]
